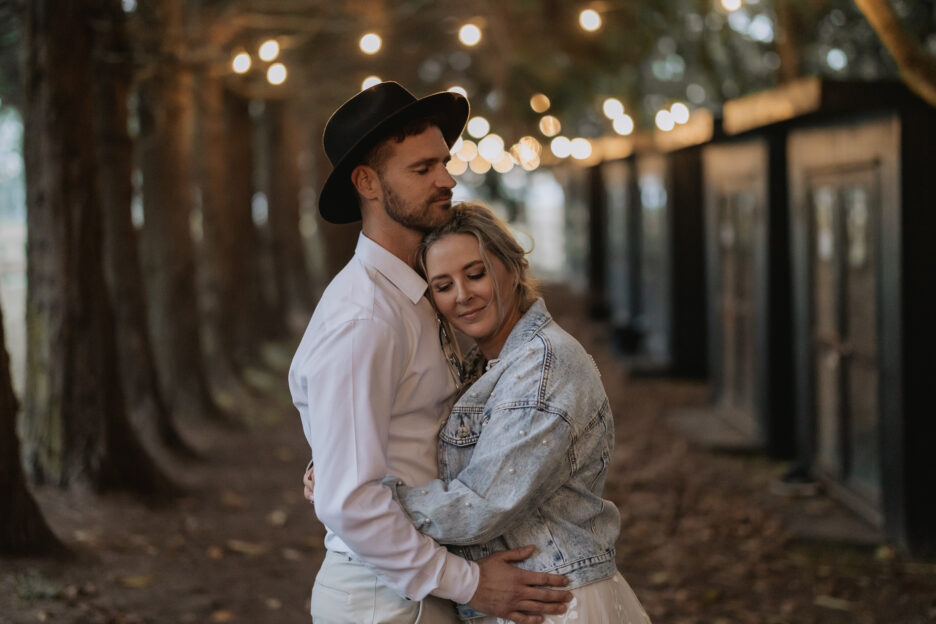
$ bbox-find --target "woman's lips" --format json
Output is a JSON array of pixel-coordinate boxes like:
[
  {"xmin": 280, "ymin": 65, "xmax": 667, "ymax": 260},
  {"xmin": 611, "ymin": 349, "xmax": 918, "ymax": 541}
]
[{"xmin": 459, "ymin": 305, "xmax": 487, "ymax": 321}]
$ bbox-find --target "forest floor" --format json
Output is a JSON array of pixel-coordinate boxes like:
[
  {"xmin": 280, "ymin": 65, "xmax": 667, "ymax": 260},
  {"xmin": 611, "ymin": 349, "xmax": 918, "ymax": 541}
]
[{"xmin": 3, "ymin": 288, "xmax": 936, "ymax": 624}]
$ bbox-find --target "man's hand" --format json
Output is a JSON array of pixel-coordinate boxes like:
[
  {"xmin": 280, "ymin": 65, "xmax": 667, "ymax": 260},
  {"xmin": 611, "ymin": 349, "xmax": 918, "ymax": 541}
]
[
  {"xmin": 468, "ymin": 545, "xmax": 572, "ymax": 624},
  {"xmin": 303, "ymin": 466, "xmax": 315, "ymax": 503}
]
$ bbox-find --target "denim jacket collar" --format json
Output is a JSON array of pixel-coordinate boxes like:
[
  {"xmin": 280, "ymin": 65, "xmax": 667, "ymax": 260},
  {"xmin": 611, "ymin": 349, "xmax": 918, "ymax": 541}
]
[{"xmin": 495, "ymin": 298, "xmax": 551, "ymax": 362}]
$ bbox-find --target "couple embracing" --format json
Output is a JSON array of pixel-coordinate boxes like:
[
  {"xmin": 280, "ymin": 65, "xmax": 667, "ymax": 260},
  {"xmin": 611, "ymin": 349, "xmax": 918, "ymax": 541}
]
[{"xmin": 288, "ymin": 82, "xmax": 652, "ymax": 624}]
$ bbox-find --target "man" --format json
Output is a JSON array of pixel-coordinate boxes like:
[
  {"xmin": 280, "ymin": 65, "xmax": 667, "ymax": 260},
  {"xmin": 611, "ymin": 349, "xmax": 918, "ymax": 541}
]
[{"xmin": 289, "ymin": 82, "xmax": 572, "ymax": 623}]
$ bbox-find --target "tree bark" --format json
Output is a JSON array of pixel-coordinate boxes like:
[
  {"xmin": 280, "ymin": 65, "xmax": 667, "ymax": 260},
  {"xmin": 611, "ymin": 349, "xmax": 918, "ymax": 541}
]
[
  {"xmin": 93, "ymin": 0, "xmax": 194, "ymax": 457},
  {"xmin": 854, "ymin": 0, "xmax": 936, "ymax": 107},
  {"xmin": 21, "ymin": 0, "xmax": 173, "ymax": 495},
  {"xmin": 775, "ymin": 2, "xmax": 804, "ymax": 83},
  {"xmin": 264, "ymin": 98, "xmax": 314, "ymax": 329},
  {"xmin": 0, "ymin": 299, "xmax": 62, "ymax": 555},
  {"xmin": 136, "ymin": 0, "xmax": 227, "ymax": 424}
]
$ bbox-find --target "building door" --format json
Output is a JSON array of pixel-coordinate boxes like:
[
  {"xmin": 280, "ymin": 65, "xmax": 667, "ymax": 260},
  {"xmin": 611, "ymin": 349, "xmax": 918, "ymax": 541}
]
[
  {"xmin": 810, "ymin": 168, "xmax": 882, "ymax": 524},
  {"xmin": 716, "ymin": 189, "xmax": 760, "ymax": 437}
]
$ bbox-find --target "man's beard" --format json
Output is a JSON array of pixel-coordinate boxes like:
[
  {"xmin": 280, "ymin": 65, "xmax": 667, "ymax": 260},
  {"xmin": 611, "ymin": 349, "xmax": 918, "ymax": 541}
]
[{"xmin": 382, "ymin": 179, "xmax": 452, "ymax": 233}]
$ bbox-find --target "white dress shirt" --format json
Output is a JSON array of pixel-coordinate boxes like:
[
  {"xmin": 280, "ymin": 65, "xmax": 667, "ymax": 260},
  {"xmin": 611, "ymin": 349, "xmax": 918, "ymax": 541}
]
[{"xmin": 289, "ymin": 233, "xmax": 480, "ymax": 604}]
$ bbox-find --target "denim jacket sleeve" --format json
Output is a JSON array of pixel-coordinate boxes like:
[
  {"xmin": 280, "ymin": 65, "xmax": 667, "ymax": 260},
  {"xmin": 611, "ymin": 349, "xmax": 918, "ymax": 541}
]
[{"xmin": 385, "ymin": 403, "xmax": 575, "ymax": 546}]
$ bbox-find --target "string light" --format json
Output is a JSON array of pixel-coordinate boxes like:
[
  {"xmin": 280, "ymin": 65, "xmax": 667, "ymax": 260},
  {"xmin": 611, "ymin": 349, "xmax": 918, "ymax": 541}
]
[
  {"xmin": 360, "ymin": 33, "xmax": 382, "ymax": 54},
  {"xmin": 550, "ymin": 136, "xmax": 572, "ymax": 158},
  {"xmin": 721, "ymin": 0, "xmax": 742, "ymax": 11},
  {"xmin": 448, "ymin": 86, "xmax": 468, "ymax": 97},
  {"xmin": 539, "ymin": 115, "xmax": 561, "ymax": 137},
  {"xmin": 670, "ymin": 102, "xmax": 690, "ymax": 124},
  {"xmin": 655, "ymin": 110, "xmax": 675, "ymax": 131},
  {"xmin": 267, "ymin": 63, "xmax": 287, "ymax": 85},
  {"xmin": 530, "ymin": 94, "xmax": 551, "ymax": 113},
  {"xmin": 613, "ymin": 115, "xmax": 635, "ymax": 135},
  {"xmin": 459, "ymin": 24, "xmax": 482, "ymax": 46},
  {"xmin": 467, "ymin": 117, "xmax": 490, "ymax": 139},
  {"xmin": 477, "ymin": 134, "xmax": 505, "ymax": 162},
  {"xmin": 570, "ymin": 138, "xmax": 592, "ymax": 160},
  {"xmin": 602, "ymin": 98, "xmax": 624, "ymax": 119},
  {"xmin": 362, "ymin": 76, "xmax": 382, "ymax": 90},
  {"xmin": 447, "ymin": 158, "xmax": 469, "ymax": 175},
  {"xmin": 259, "ymin": 40, "xmax": 279, "ymax": 61},
  {"xmin": 232, "ymin": 52, "xmax": 251, "ymax": 74},
  {"xmin": 579, "ymin": 9, "xmax": 602, "ymax": 32},
  {"xmin": 469, "ymin": 155, "xmax": 492, "ymax": 174}
]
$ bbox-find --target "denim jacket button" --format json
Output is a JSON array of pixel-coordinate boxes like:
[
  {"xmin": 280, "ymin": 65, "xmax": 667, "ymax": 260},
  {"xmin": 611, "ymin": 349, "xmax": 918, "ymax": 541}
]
[
  {"xmin": 420, "ymin": 489, "xmax": 429, "ymax": 495},
  {"xmin": 518, "ymin": 430, "xmax": 525, "ymax": 436},
  {"xmin": 465, "ymin": 502, "xmax": 472, "ymax": 508},
  {"xmin": 508, "ymin": 468, "xmax": 516, "ymax": 474},
  {"xmin": 541, "ymin": 440, "xmax": 549, "ymax": 446}
]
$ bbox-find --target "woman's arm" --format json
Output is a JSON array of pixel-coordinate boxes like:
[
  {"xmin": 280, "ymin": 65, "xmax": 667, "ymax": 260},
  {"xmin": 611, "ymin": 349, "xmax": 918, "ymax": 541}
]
[{"xmin": 386, "ymin": 404, "xmax": 574, "ymax": 546}]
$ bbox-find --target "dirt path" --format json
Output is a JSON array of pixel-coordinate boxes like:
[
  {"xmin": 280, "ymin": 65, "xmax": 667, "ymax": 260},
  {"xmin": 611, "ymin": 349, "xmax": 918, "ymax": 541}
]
[{"xmin": 2, "ymin": 290, "xmax": 936, "ymax": 623}]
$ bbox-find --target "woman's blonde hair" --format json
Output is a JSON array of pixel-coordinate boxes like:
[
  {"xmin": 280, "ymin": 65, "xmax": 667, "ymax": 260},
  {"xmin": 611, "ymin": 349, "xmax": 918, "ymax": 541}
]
[{"xmin": 417, "ymin": 202, "xmax": 539, "ymax": 318}]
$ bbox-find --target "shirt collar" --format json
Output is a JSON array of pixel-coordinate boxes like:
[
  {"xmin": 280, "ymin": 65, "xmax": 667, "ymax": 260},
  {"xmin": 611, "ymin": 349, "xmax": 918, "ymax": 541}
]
[
  {"xmin": 355, "ymin": 233, "xmax": 428, "ymax": 305},
  {"xmin": 498, "ymin": 298, "xmax": 551, "ymax": 358}
]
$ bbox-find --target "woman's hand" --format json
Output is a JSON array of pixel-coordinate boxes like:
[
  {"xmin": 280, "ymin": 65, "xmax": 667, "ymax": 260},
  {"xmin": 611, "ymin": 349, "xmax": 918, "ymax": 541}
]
[{"xmin": 303, "ymin": 465, "xmax": 315, "ymax": 503}]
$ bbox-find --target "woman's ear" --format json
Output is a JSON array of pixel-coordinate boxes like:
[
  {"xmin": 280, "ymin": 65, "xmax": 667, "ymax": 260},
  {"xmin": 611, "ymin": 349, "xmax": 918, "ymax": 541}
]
[{"xmin": 351, "ymin": 165, "xmax": 380, "ymax": 201}]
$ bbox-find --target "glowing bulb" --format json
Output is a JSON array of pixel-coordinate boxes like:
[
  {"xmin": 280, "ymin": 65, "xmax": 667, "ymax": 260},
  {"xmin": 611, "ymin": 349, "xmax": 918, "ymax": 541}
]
[
  {"xmin": 259, "ymin": 40, "xmax": 279, "ymax": 61},
  {"xmin": 570, "ymin": 138, "xmax": 592, "ymax": 160},
  {"xmin": 477, "ymin": 134, "xmax": 505, "ymax": 162},
  {"xmin": 361, "ymin": 76, "xmax": 381, "ymax": 90},
  {"xmin": 451, "ymin": 137, "xmax": 464, "ymax": 154},
  {"xmin": 360, "ymin": 33, "xmax": 382, "ymax": 54},
  {"xmin": 457, "ymin": 139, "xmax": 478, "ymax": 162},
  {"xmin": 459, "ymin": 24, "xmax": 482, "ymax": 46},
  {"xmin": 721, "ymin": 0, "xmax": 742, "ymax": 11},
  {"xmin": 469, "ymin": 155, "xmax": 492, "ymax": 174},
  {"xmin": 267, "ymin": 63, "xmax": 287, "ymax": 85},
  {"xmin": 539, "ymin": 115, "xmax": 561, "ymax": 137},
  {"xmin": 550, "ymin": 136, "xmax": 572, "ymax": 158},
  {"xmin": 232, "ymin": 52, "xmax": 251, "ymax": 74},
  {"xmin": 613, "ymin": 114, "xmax": 635, "ymax": 135},
  {"xmin": 493, "ymin": 153, "xmax": 515, "ymax": 173},
  {"xmin": 447, "ymin": 158, "xmax": 469, "ymax": 176},
  {"xmin": 655, "ymin": 110, "xmax": 675, "ymax": 131},
  {"xmin": 602, "ymin": 98, "xmax": 624, "ymax": 119},
  {"xmin": 530, "ymin": 93, "xmax": 551, "ymax": 113},
  {"xmin": 670, "ymin": 102, "xmax": 690, "ymax": 124},
  {"xmin": 579, "ymin": 9, "xmax": 602, "ymax": 32},
  {"xmin": 467, "ymin": 116, "xmax": 490, "ymax": 139},
  {"xmin": 448, "ymin": 86, "xmax": 468, "ymax": 97}
]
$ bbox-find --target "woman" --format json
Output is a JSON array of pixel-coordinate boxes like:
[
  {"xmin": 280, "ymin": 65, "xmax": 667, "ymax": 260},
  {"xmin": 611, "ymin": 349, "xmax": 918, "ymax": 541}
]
[{"xmin": 383, "ymin": 202, "xmax": 652, "ymax": 623}]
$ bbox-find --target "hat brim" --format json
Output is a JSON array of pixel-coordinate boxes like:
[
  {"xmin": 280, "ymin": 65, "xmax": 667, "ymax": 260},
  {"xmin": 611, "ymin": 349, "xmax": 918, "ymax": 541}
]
[{"xmin": 319, "ymin": 91, "xmax": 469, "ymax": 225}]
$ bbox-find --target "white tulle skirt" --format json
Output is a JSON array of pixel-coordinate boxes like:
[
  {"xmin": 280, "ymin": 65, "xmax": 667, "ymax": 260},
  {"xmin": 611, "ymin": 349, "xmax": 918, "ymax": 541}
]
[{"xmin": 474, "ymin": 572, "xmax": 652, "ymax": 624}]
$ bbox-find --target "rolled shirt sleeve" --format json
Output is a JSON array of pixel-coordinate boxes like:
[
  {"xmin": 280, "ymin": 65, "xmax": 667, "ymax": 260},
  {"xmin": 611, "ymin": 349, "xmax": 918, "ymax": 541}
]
[
  {"xmin": 387, "ymin": 404, "xmax": 575, "ymax": 546},
  {"xmin": 291, "ymin": 317, "xmax": 479, "ymax": 603}
]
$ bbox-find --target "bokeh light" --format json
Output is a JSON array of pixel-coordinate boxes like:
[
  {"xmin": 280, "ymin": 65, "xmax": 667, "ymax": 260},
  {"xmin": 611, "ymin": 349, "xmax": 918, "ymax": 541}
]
[
  {"xmin": 492, "ymin": 152, "xmax": 515, "ymax": 173},
  {"xmin": 477, "ymin": 134, "xmax": 505, "ymax": 162},
  {"xmin": 530, "ymin": 93, "xmax": 551, "ymax": 113},
  {"xmin": 467, "ymin": 116, "xmax": 490, "ymax": 139},
  {"xmin": 655, "ymin": 109, "xmax": 675, "ymax": 131},
  {"xmin": 361, "ymin": 76, "xmax": 381, "ymax": 90},
  {"xmin": 570, "ymin": 138, "xmax": 592, "ymax": 160},
  {"xmin": 448, "ymin": 85, "xmax": 468, "ymax": 97},
  {"xmin": 602, "ymin": 98, "xmax": 624, "ymax": 119},
  {"xmin": 232, "ymin": 52, "xmax": 251, "ymax": 74},
  {"xmin": 360, "ymin": 33, "xmax": 382, "ymax": 54},
  {"xmin": 539, "ymin": 115, "xmax": 561, "ymax": 137},
  {"xmin": 267, "ymin": 63, "xmax": 287, "ymax": 85},
  {"xmin": 550, "ymin": 136, "xmax": 572, "ymax": 158},
  {"xmin": 459, "ymin": 24, "xmax": 482, "ymax": 46},
  {"xmin": 457, "ymin": 139, "xmax": 478, "ymax": 162},
  {"xmin": 721, "ymin": 0, "xmax": 742, "ymax": 11},
  {"xmin": 670, "ymin": 102, "xmax": 690, "ymax": 124},
  {"xmin": 613, "ymin": 115, "xmax": 635, "ymax": 135},
  {"xmin": 446, "ymin": 158, "xmax": 469, "ymax": 176},
  {"xmin": 579, "ymin": 9, "xmax": 602, "ymax": 32},
  {"xmin": 469, "ymin": 155, "xmax": 492, "ymax": 174},
  {"xmin": 259, "ymin": 40, "xmax": 279, "ymax": 61}
]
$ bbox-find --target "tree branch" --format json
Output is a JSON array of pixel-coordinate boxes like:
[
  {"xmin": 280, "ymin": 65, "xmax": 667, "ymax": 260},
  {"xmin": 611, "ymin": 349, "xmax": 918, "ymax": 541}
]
[{"xmin": 854, "ymin": 0, "xmax": 936, "ymax": 107}]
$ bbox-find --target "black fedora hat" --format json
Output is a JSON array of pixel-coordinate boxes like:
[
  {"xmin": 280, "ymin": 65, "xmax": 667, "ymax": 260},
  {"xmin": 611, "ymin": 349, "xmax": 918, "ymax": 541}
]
[{"xmin": 319, "ymin": 82, "xmax": 469, "ymax": 224}]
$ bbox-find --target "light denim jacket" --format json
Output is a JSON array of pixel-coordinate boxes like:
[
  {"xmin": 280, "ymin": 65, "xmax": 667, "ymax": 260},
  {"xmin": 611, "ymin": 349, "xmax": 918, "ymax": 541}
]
[{"xmin": 386, "ymin": 299, "xmax": 620, "ymax": 619}]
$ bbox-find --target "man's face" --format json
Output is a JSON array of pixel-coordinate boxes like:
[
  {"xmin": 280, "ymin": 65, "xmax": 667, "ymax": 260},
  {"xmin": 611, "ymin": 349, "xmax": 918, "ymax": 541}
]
[{"xmin": 375, "ymin": 126, "xmax": 456, "ymax": 233}]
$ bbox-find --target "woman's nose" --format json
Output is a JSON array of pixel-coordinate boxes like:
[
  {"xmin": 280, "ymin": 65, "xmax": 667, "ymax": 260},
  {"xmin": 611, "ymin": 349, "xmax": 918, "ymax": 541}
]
[{"xmin": 454, "ymin": 282, "xmax": 471, "ymax": 303}]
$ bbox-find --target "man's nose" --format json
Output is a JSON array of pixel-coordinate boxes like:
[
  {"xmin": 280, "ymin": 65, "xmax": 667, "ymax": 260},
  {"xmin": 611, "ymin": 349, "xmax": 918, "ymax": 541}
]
[{"xmin": 437, "ymin": 165, "xmax": 456, "ymax": 189}]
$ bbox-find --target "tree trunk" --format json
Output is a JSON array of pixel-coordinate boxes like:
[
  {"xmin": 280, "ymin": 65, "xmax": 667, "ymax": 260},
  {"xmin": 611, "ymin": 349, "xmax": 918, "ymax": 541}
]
[
  {"xmin": 775, "ymin": 2, "xmax": 803, "ymax": 83},
  {"xmin": 93, "ymin": 0, "xmax": 194, "ymax": 457},
  {"xmin": 21, "ymin": 0, "xmax": 173, "ymax": 495},
  {"xmin": 855, "ymin": 0, "xmax": 936, "ymax": 107},
  {"xmin": 224, "ymin": 90, "xmax": 273, "ymax": 360},
  {"xmin": 264, "ymin": 98, "xmax": 314, "ymax": 330},
  {"xmin": 136, "ymin": 0, "xmax": 227, "ymax": 424},
  {"xmin": 0, "ymin": 299, "xmax": 62, "ymax": 555}
]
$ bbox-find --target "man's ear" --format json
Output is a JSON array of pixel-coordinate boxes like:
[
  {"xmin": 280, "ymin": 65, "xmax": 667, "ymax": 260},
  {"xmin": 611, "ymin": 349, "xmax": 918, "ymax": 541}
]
[{"xmin": 351, "ymin": 165, "xmax": 380, "ymax": 201}]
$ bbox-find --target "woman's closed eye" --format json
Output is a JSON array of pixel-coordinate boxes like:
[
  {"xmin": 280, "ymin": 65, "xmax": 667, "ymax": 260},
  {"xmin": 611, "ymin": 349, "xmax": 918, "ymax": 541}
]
[
  {"xmin": 434, "ymin": 282, "xmax": 452, "ymax": 293},
  {"xmin": 467, "ymin": 271, "xmax": 486, "ymax": 280}
]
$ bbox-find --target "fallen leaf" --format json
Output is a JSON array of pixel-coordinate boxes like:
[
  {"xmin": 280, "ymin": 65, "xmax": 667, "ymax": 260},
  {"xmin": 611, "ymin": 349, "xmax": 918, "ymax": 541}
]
[
  {"xmin": 211, "ymin": 609, "xmax": 235, "ymax": 622},
  {"xmin": 118, "ymin": 575, "xmax": 154, "ymax": 589},
  {"xmin": 221, "ymin": 490, "xmax": 249, "ymax": 510},
  {"xmin": 267, "ymin": 509, "xmax": 288, "ymax": 527},
  {"xmin": 303, "ymin": 535, "xmax": 325, "ymax": 549},
  {"xmin": 275, "ymin": 447, "xmax": 295, "ymax": 462},
  {"xmin": 282, "ymin": 548, "xmax": 302, "ymax": 561},
  {"xmin": 207, "ymin": 546, "xmax": 224, "ymax": 560},
  {"xmin": 265, "ymin": 598, "xmax": 282, "ymax": 610},
  {"xmin": 37, "ymin": 610, "xmax": 50, "ymax": 622},
  {"xmin": 814, "ymin": 595, "xmax": 852, "ymax": 611},
  {"xmin": 226, "ymin": 539, "xmax": 268, "ymax": 556}
]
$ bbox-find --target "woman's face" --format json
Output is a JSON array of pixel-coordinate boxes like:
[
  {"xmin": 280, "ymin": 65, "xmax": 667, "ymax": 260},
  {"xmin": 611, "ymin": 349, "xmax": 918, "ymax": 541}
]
[{"xmin": 425, "ymin": 233, "xmax": 518, "ymax": 356}]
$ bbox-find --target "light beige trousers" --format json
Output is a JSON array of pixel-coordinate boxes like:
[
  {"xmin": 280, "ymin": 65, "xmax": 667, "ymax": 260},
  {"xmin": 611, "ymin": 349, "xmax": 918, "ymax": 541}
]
[{"xmin": 310, "ymin": 550, "xmax": 460, "ymax": 623}]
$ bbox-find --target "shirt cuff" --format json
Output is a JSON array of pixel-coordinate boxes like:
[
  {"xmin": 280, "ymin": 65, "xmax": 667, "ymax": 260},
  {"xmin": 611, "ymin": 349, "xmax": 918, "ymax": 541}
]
[{"xmin": 433, "ymin": 553, "xmax": 480, "ymax": 605}]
